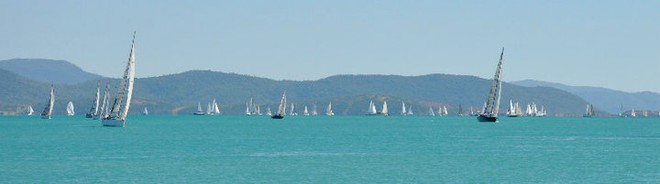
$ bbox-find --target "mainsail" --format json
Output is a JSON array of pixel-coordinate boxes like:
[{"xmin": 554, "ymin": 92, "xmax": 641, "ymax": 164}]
[
  {"xmin": 86, "ymin": 82, "xmax": 101, "ymax": 118},
  {"xmin": 477, "ymin": 48, "xmax": 504, "ymax": 122},
  {"xmin": 66, "ymin": 101, "xmax": 75, "ymax": 116},
  {"xmin": 103, "ymin": 32, "xmax": 137, "ymax": 127},
  {"xmin": 41, "ymin": 86, "xmax": 55, "ymax": 119},
  {"xmin": 381, "ymin": 101, "xmax": 388, "ymax": 116}
]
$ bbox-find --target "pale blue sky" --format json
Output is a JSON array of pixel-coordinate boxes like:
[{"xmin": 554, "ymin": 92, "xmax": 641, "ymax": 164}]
[{"xmin": 1, "ymin": 0, "xmax": 659, "ymax": 92}]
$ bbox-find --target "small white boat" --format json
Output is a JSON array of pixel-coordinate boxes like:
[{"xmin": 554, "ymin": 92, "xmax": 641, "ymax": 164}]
[
  {"xmin": 41, "ymin": 86, "xmax": 55, "ymax": 119},
  {"xmin": 27, "ymin": 105, "xmax": 34, "ymax": 116},
  {"xmin": 143, "ymin": 107, "xmax": 149, "ymax": 115},
  {"xmin": 326, "ymin": 102, "xmax": 335, "ymax": 116},
  {"xmin": 66, "ymin": 101, "xmax": 75, "ymax": 116},
  {"xmin": 193, "ymin": 102, "xmax": 205, "ymax": 115}
]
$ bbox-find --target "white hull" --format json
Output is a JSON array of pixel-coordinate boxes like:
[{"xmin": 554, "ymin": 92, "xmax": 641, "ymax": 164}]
[{"xmin": 102, "ymin": 119, "xmax": 126, "ymax": 127}]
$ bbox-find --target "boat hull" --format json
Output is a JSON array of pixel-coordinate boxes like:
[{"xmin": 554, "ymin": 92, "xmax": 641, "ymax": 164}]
[
  {"xmin": 271, "ymin": 115, "xmax": 284, "ymax": 119},
  {"xmin": 85, "ymin": 113, "xmax": 95, "ymax": 118},
  {"xmin": 477, "ymin": 115, "xmax": 498, "ymax": 122},
  {"xmin": 102, "ymin": 119, "xmax": 126, "ymax": 127}
]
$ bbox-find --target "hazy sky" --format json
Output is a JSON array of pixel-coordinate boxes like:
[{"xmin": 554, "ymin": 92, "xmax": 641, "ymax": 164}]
[{"xmin": 1, "ymin": 1, "xmax": 659, "ymax": 92}]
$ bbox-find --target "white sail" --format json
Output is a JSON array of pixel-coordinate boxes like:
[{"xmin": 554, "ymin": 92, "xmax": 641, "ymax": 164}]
[
  {"xmin": 326, "ymin": 102, "xmax": 334, "ymax": 116},
  {"xmin": 41, "ymin": 86, "xmax": 55, "ymax": 119},
  {"xmin": 477, "ymin": 48, "xmax": 504, "ymax": 122},
  {"xmin": 367, "ymin": 100, "xmax": 377, "ymax": 115},
  {"xmin": 303, "ymin": 106, "xmax": 309, "ymax": 116},
  {"xmin": 27, "ymin": 105, "xmax": 34, "ymax": 116},
  {"xmin": 212, "ymin": 99, "xmax": 220, "ymax": 114},
  {"xmin": 407, "ymin": 105, "xmax": 413, "ymax": 115},
  {"xmin": 143, "ymin": 107, "xmax": 148, "ymax": 115},
  {"xmin": 206, "ymin": 102, "xmax": 212, "ymax": 114},
  {"xmin": 443, "ymin": 106, "xmax": 448, "ymax": 116},
  {"xmin": 97, "ymin": 84, "xmax": 109, "ymax": 120},
  {"xmin": 429, "ymin": 106, "xmax": 435, "ymax": 116},
  {"xmin": 103, "ymin": 32, "xmax": 137, "ymax": 127},
  {"xmin": 381, "ymin": 101, "xmax": 388, "ymax": 115},
  {"xmin": 276, "ymin": 91, "xmax": 287, "ymax": 117},
  {"xmin": 66, "ymin": 101, "xmax": 75, "ymax": 116},
  {"xmin": 86, "ymin": 82, "xmax": 101, "ymax": 118},
  {"xmin": 401, "ymin": 101, "xmax": 407, "ymax": 115}
]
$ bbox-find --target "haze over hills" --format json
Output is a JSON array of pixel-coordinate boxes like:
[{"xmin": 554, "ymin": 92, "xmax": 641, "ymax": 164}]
[
  {"xmin": 513, "ymin": 80, "xmax": 660, "ymax": 114},
  {"xmin": 0, "ymin": 58, "xmax": 103, "ymax": 85},
  {"xmin": 0, "ymin": 59, "xmax": 593, "ymax": 116}
]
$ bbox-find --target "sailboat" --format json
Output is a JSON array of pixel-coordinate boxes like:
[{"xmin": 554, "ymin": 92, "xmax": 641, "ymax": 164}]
[
  {"xmin": 66, "ymin": 101, "xmax": 75, "ymax": 116},
  {"xmin": 211, "ymin": 99, "xmax": 220, "ymax": 115},
  {"xmin": 271, "ymin": 91, "xmax": 286, "ymax": 119},
  {"xmin": 102, "ymin": 32, "xmax": 137, "ymax": 127},
  {"xmin": 143, "ymin": 107, "xmax": 149, "ymax": 115},
  {"xmin": 429, "ymin": 106, "xmax": 435, "ymax": 116},
  {"xmin": 583, "ymin": 104, "xmax": 595, "ymax": 117},
  {"xmin": 406, "ymin": 105, "xmax": 413, "ymax": 115},
  {"xmin": 630, "ymin": 109, "xmax": 637, "ymax": 117},
  {"xmin": 401, "ymin": 101, "xmax": 407, "ymax": 115},
  {"xmin": 41, "ymin": 86, "xmax": 55, "ymax": 119},
  {"xmin": 366, "ymin": 100, "xmax": 378, "ymax": 115},
  {"xmin": 266, "ymin": 107, "xmax": 272, "ymax": 116},
  {"xmin": 27, "ymin": 105, "xmax": 34, "ymax": 116},
  {"xmin": 326, "ymin": 102, "xmax": 335, "ymax": 116},
  {"xmin": 477, "ymin": 48, "xmax": 504, "ymax": 123},
  {"xmin": 380, "ymin": 101, "xmax": 389, "ymax": 116},
  {"xmin": 443, "ymin": 106, "xmax": 449, "ymax": 116},
  {"xmin": 289, "ymin": 103, "xmax": 297, "ymax": 116},
  {"xmin": 457, "ymin": 104, "xmax": 463, "ymax": 116},
  {"xmin": 311, "ymin": 104, "xmax": 318, "ymax": 116},
  {"xmin": 86, "ymin": 82, "xmax": 101, "ymax": 118},
  {"xmin": 506, "ymin": 100, "xmax": 520, "ymax": 117},
  {"xmin": 193, "ymin": 102, "xmax": 205, "ymax": 115},
  {"xmin": 96, "ymin": 84, "xmax": 109, "ymax": 120},
  {"xmin": 303, "ymin": 106, "xmax": 310, "ymax": 116}
]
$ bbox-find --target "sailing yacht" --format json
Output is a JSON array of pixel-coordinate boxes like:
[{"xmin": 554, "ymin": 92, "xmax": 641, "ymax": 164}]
[
  {"xmin": 457, "ymin": 104, "xmax": 463, "ymax": 116},
  {"xmin": 406, "ymin": 105, "xmax": 413, "ymax": 115},
  {"xmin": 211, "ymin": 99, "xmax": 220, "ymax": 115},
  {"xmin": 143, "ymin": 107, "xmax": 149, "ymax": 115},
  {"xmin": 85, "ymin": 82, "xmax": 101, "ymax": 118},
  {"xmin": 429, "ymin": 106, "xmax": 435, "ymax": 116},
  {"xmin": 506, "ymin": 100, "xmax": 520, "ymax": 117},
  {"xmin": 271, "ymin": 91, "xmax": 286, "ymax": 119},
  {"xmin": 303, "ymin": 106, "xmax": 310, "ymax": 116},
  {"xmin": 326, "ymin": 102, "xmax": 335, "ymax": 116},
  {"xmin": 96, "ymin": 84, "xmax": 109, "ymax": 120},
  {"xmin": 27, "ymin": 105, "xmax": 34, "ymax": 116},
  {"xmin": 66, "ymin": 101, "xmax": 75, "ymax": 116},
  {"xmin": 477, "ymin": 48, "xmax": 504, "ymax": 122},
  {"xmin": 311, "ymin": 104, "xmax": 318, "ymax": 116},
  {"xmin": 380, "ymin": 101, "xmax": 389, "ymax": 116},
  {"xmin": 194, "ymin": 102, "xmax": 205, "ymax": 115},
  {"xmin": 41, "ymin": 86, "xmax": 55, "ymax": 119},
  {"xmin": 266, "ymin": 107, "xmax": 272, "ymax": 116},
  {"xmin": 583, "ymin": 104, "xmax": 595, "ymax": 117},
  {"xmin": 102, "ymin": 32, "xmax": 137, "ymax": 127},
  {"xmin": 289, "ymin": 103, "xmax": 298, "ymax": 116},
  {"xmin": 630, "ymin": 109, "xmax": 637, "ymax": 117},
  {"xmin": 366, "ymin": 100, "xmax": 378, "ymax": 115},
  {"xmin": 401, "ymin": 101, "xmax": 407, "ymax": 115}
]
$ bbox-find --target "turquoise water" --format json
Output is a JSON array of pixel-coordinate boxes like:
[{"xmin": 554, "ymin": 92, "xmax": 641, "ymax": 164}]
[{"xmin": 1, "ymin": 115, "xmax": 659, "ymax": 183}]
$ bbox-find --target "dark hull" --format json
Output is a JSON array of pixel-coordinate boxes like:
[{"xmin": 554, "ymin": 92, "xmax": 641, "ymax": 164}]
[
  {"xmin": 193, "ymin": 112, "xmax": 205, "ymax": 115},
  {"xmin": 271, "ymin": 115, "xmax": 284, "ymax": 119},
  {"xmin": 85, "ymin": 113, "xmax": 94, "ymax": 118},
  {"xmin": 477, "ymin": 115, "xmax": 497, "ymax": 122}
]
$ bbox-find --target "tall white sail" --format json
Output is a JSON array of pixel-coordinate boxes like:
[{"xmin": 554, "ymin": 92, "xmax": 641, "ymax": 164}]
[
  {"xmin": 429, "ymin": 106, "xmax": 435, "ymax": 116},
  {"xmin": 103, "ymin": 32, "xmax": 137, "ymax": 127},
  {"xmin": 66, "ymin": 101, "xmax": 75, "ymax": 116},
  {"xmin": 326, "ymin": 102, "xmax": 334, "ymax": 116},
  {"xmin": 97, "ymin": 84, "xmax": 109, "ymax": 120},
  {"xmin": 303, "ymin": 106, "xmax": 309, "ymax": 116},
  {"xmin": 381, "ymin": 101, "xmax": 388, "ymax": 116},
  {"xmin": 212, "ymin": 99, "xmax": 220, "ymax": 114},
  {"xmin": 401, "ymin": 101, "xmax": 407, "ymax": 115},
  {"xmin": 27, "ymin": 105, "xmax": 34, "ymax": 116},
  {"xmin": 477, "ymin": 48, "xmax": 504, "ymax": 122},
  {"xmin": 206, "ymin": 102, "xmax": 212, "ymax": 114},
  {"xmin": 86, "ymin": 82, "xmax": 101, "ymax": 118},
  {"xmin": 143, "ymin": 107, "xmax": 149, "ymax": 115},
  {"xmin": 367, "ymin": 100, "xmax": 377, "ymax": 115},
  {"xmin": 407, "ymin": 105, "xmax": 413, "ymax": 115},
  {"xmin": 41, "ymin": 86, "xmax": 55, "ymax": 119}
]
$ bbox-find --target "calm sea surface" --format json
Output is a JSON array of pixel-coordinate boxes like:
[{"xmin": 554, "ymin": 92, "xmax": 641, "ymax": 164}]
[{"xmin": 0, "ymin": 115, "xmax": 659, "ymax": 183}]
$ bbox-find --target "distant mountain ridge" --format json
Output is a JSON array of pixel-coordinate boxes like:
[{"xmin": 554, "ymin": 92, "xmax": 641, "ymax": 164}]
[
  {"xmin": 0, "ymin": 67, "xmax": 589, "ymax": 115},
  {"xmin": 0, "ymin": 58, "xmax": 103, "ymax": 85},
  {"xmin": 513, "ymin": 80, "xmax": 660, "ymax": 114}
]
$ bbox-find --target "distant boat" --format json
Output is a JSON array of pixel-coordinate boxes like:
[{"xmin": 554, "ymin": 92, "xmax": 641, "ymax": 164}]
[
  {"xmin": 380, "ymin": 101, "xmax": 389, "ymax": 116},
  {"xmin": 366, "ymin": 100, "xmax": 378, "ymax": 115},
  {"xmin": 630, "ymin": 108, "xmax": 637, "ymax": 117},
  {"xmin": 40, "ymin": 86, "xmax": 55, "ymax": 119},
  {"xmin": 457, "ymin": 104, "xmax": 463, "ymax": 116},
  {"xmin": 406, "ymin": 105, "xmax": 413, "ymax": 115},
  {"xmin": 326, "ymin": 102, "xmax": 335, "ymax": 116},
  {"xmin": 96, "ymin": 84, "xmax": 110, "ymax": 120},
  {"xmin": 85, "ymin": 82, "xmax": 101, "ymax": 118},
  {"xmin": 27, "ymin": 105, "xmax": 34, "ymax": 116},
  {"xmin": 536, "ymin": 106, "xmax": 547, "ymax": 117},
  {"xmin": 266, "ymin": 107, "xmax": 272, "ymax": 116},
  {"xmin": 311, "ymin": 104, "xmax": 318, "ymax": 116},
  {"xmin": 289, "ymin": 103, "xmax": 298, "ymax": 116},
  {"xmin": 271, "ymin": 91, "xmax": 286, "ymax": 119},
  {"xmin": 429, "ymin": 106, "xmax": 435, "ymax": 116},
  {"xmin": 193, "ymin": 102, "xmax": 205, "ymax": 115},
  {"xmin": 206, "ymin": 102, "xmax": 212, "ymax": 115},
  {"xmin": 246, "ymin": 98, "xmax": 260, "ymax": 115},
  {"xmin": 506, "ymin": 100, "xmax": 520, "ymax": 117},
  {"xmin": 66, "ymin": 101, "xmax": 75, "ymax": 116},
  {"xmin": 401, "ymin": 101, "xmax": 407, "ymax": 115},
  {"xmin": 303, "ymin": 106, "xmax": 310, "ymax": 116},
  {"xmin": 211, "ymin": 99, "xmax": 220, "ymax": 115},
  {"xmin": 477, "ymin": 48, "xmax": 504, "ymax": 123},
  {"xmin": 102, "ymin": 32, "xmax": 137, "ymax": 127},
  {"xmin": 143, "ymin": 107, "xmax": 149, "ymax": 115},
  {"xmin": 583, "ymin": 104, "xmax": 595, "ymax": 117}
]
